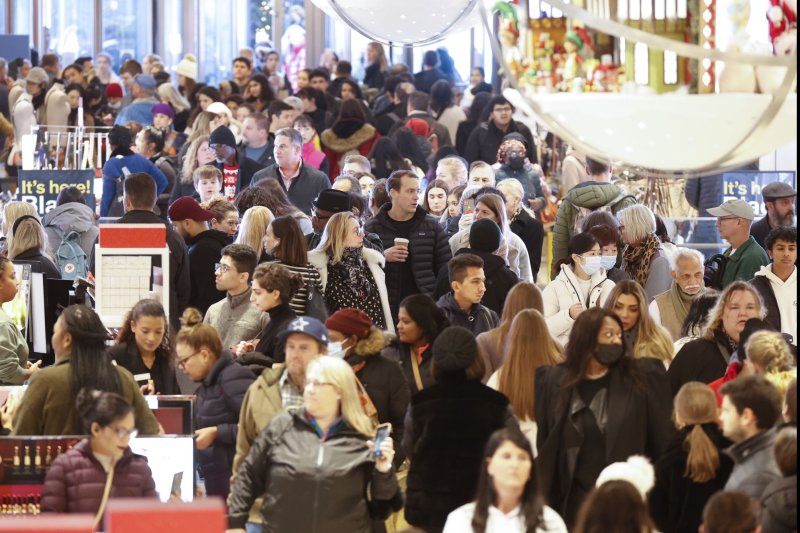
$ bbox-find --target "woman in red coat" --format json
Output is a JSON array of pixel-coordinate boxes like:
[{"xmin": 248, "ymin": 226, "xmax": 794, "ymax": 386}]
[
  {"xmin": 321, "ymin": 99, "xmax": 379, "ymax": 181},
  {"xmin": 41, "ymin": 389, "xmax": 157, "ymax": 517}
]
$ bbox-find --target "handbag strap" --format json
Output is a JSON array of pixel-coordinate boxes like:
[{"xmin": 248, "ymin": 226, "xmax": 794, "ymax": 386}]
[
  {"xmin": 93, "ymin": 458, "xmax": 116, "ymax": 529},
  {"xmin": 410, "ymin": 350, "xmax": 424, "ymax": 392}
]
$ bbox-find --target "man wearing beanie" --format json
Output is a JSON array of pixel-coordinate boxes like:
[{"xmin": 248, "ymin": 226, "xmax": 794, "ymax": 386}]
[
  {"xmin": 209, "ymin": 124, "xmax": 265, "ymax": 202},
  {"xmin": 404, "ymin": 326, "xmax": 516, "ymax": 532},
  {"xmin": 231, "ymin": 316, "xmax": 328, "ymax": 528},
  {"xmin": 435, "ymin": 253, "xmax": 499, "ymax": 336},
  {"xmin": 433, "ymin": 218, "xmax": 518, "ymax": 315},
  {"xmin": 168, "ymin": 196, "xmax": 230, "ymax": 315},
  {"xmin": 115, "ymin": 73, "xmax": 160, "ymax": 126}
]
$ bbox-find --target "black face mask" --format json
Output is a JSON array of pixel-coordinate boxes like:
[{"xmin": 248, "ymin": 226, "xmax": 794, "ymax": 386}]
[
  {"xmin": 595, "ymin": 344, "xmax": 624, "ymax": 366},
  {"xmin": 507, "ymin": 155, "xmax": 525, "ymax": 170}
]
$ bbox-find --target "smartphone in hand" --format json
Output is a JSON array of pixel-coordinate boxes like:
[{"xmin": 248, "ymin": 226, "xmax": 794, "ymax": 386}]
[
  {"xmin": 463, "ymin": 198, "xmax": 475, "ymax": 215},
  {"xmin": 372, "ymin": 423, "xmax": 392, "ymax": 459}
]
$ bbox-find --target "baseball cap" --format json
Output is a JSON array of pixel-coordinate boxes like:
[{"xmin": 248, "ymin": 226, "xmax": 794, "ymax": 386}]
[
  {"xmin": 133, "ymin": 74, "xmax": 157, "ymax": 91},
  {"xmin": 707, "ymin": 199, "xmax": 755, "ymax": 220},
  {"xmin": 762, "ymin": 182, "xmax": 797, "ymax": 201},
  {"xmin": 168, "ymin": 196, "xmax": 215, "ymax": 222},
  {"xmin": 279, "ymin": 316, "xmax": 328, "ymax": 345},
  {"xmin": 312, "ymin": 189, "xmax": 352, "ymax": 214}
]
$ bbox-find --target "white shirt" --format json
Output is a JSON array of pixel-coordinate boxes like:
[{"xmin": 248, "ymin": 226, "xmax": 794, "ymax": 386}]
[{"xmin": 443, "ymin": 502, "xmax": 567, "ymax": 533}]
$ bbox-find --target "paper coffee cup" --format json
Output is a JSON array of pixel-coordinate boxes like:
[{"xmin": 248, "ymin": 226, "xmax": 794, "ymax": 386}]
[{"xmin": 394, "ymin": 238, "xmax": 409, "ymax": 249}]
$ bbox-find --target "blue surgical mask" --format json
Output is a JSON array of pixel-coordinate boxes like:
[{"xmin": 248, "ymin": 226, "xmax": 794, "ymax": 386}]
[
  {"xmin": 327, "ymin": 341, "xmax": 346, "ymax": 358},
  {"xmin": 580, "ymin": 255, "xmax": 603, "ymax": 276},
  {"xmin": 600, "ymin": 255, "xmax": 617, "ymax": 271}
]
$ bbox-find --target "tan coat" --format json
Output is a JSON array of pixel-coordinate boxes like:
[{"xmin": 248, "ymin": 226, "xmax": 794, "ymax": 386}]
[{"xmin": 230, "ymin": 364, "xmax": 286, "ymax": 524}]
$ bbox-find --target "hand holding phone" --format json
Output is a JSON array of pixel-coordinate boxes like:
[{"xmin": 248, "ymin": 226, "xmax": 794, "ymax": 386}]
[
  {"xmin": 372, "ymin": 423, "xmax": 392, "ymax": 459},
  {"xmin": 463, "ymin": 198, "xmax": 475, "ymax": 215}
]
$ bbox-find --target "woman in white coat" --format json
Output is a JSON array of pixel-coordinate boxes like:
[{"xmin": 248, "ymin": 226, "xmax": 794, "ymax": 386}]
[
  {"xmin": 308, "ymin": 212, "xmax": 395, "ymax": 334},
  {"xmin": 542, "ymin": 232, "xmax": 615, "ymax": 346},
  {"xmin": 449, "ymin": 192, "xmax": 534, "ymax": 282}
]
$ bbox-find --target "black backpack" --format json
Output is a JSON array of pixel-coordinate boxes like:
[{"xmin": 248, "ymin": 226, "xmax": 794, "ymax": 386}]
[{"xmin": 704, "ymin": 253, "xmax": 729, "ymax": 290}]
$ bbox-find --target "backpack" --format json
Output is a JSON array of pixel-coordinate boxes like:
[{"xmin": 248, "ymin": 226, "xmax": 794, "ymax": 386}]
[
  {"xmin": 53, "ymin": 228, "xmax": 87, "ymax": 280},
  {"xmin": 107, "ymin": 159, "xmax": 132, "ymax": 217},
  {"xmin": 570, "ymin": 191, "xmax": 635, "ymax": 235},
  {"xmin": 704, "ymin": 253, "xmax": 729, "ymax": 291}
]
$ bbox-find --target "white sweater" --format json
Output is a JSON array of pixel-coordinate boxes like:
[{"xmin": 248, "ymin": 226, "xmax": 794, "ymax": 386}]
[
  {"xmin": 754, "ymin": 264, "xmax": 797, "ymax": 344},
  {"xmin": 443, "ymin": 502, "xmax": 567, "ymax": 533}
]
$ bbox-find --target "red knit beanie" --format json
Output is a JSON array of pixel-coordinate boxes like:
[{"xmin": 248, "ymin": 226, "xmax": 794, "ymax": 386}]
[
  {"xmin": 105, "ymin": 83, "xmax": 123, "ymax": 98},
  {"xmin": 325, "ymin": 308, "xmax": 373, "ymax": 339}
]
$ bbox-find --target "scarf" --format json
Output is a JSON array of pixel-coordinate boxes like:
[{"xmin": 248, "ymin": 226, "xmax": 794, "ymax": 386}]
[
  {"xmin": 669, "ymin": 282, "xmax": 698, "ymax": 317},
  {"xmin": 712, "ymin": 326, "xmax": 738, "ymax": 361},
  {"xmin": 623, "ymin": 233, "xmax": 662, "ymax": 286},
  {"xmin": 333, "ymin": 247, "xmax": 373, "ymax": 299}
]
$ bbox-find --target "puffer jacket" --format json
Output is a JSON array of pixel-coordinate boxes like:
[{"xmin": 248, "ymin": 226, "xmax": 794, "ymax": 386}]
[
  {"xmin": 542, "ymin": 263, "xmax": 616, "ymax": 345},
  {"xmin": 227, "ymin": 410, "xmax": 399, "ymax": 532},
  {"xmin": 760, "ymin": 475, "xmax": 797, "ymax": 533},
  {"xmin": 436, "ymin": 293, "xmax": 499, "ymax": 337},
  {"xmin": 551, "ymin": 181, "xmax": 636, "ymax": 277},
  {"xmin": 40, "ymin": 439, "xmax": 157, "ymax": 514},
  {"xmin": 41, "ymin": 202, "xmax": 99, "ymax": 260},
  {"xmin": 365, "ymin": 204, "xmax": 452, "ymax": 316},
  {"xmin": 321, "ymin": 123, "xmax": 379, "ymax": 180},
  {"xmin": 195, "ymin": 352, "xmax": 255, "ymax": 498}
]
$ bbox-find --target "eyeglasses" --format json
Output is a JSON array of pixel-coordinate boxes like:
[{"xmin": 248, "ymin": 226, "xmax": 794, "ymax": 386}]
[
  {"xmin": 109, "ymin": 426, "xmax": 138, "ymax": 440},
  {"xmin": 177, "ymin": 350, "xmax": 202, "ymax": 369},
  {"xmin": 214, "ymin": 263, "xmax": 232, "ymax": 273},
  {"xmin": 311, "ymin": 209, "xmax": 332, "ymax": 221},
  {"xmin": 305, "ymin": 379, "xmax": 334, "ymax": 391}
]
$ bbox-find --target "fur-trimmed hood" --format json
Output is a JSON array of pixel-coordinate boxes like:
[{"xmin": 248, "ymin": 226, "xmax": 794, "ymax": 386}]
[
  {"xmin": 321, "ymin": 123, "xmax": 377, "ymax": 153},
  {"xmin": 353, "ymin": 327, "xmax": 390, "ymax": 357}
]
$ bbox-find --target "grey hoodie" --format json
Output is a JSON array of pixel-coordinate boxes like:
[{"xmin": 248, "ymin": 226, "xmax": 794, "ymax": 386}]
[{"xmin": 41, "ymin": 202, "xmax": 99, "ymax": 260}]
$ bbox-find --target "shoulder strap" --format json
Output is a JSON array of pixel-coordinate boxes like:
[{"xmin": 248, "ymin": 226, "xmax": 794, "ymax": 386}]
[
  {"xmin": 93, "ymin": 459, "xmax": 116, "ymax": 528},
  {"xmin": 410, "ymin": 351, "xmax": 424, "ymax": 392}
]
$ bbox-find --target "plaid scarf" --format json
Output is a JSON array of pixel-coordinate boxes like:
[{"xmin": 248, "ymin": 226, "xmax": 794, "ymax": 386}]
[{"xmin": 623, "ymin": 233, "xmax": 662, "ymax": 286}]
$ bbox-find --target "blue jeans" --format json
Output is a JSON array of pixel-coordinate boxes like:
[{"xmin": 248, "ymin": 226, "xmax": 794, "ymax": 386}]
[{"xmin": 245, "ymin": 522, "xmax": 262, "ymax": 533}]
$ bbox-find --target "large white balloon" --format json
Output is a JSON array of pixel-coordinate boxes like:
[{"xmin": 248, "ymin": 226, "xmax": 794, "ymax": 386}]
[{"xmin": 309, "ymin": 0, "xmax": 480, "ymax": 45}]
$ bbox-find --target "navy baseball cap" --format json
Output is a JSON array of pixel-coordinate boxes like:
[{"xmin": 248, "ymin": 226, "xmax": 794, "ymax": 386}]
[{"xmin": 279, "ymin": 316, "xmax": 328, "ymax": 344}]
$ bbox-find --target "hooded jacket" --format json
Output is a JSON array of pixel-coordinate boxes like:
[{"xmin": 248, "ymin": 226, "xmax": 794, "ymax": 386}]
[
  {"xmin": 449, "ymin": 227, "xmax": 533, "ymax": 282},
  {"xmin": 542, "ymin": 263, "xmax": 616, "ymax": 345},
  {"xmin": 433, "ymin": 248, "xmax": 519, "ymax": 315},
  {"xmin": 760, "ymin": 474, "xmax": 797, "ymax": 533},
  {"xmin": 724, "ymin": 427, "xmax": 781, "ymax": 499},
  {"xmin": 551, "ymin": 181, "xmax": 637, "ymax": 275},
  {"xmin": 42, "ymin": 202, "xmax": 100, "ymax": 260},
  {"xmin": 186, "ymin": 229, "xmax": 230, "ymax": 315},
  {"xmin": 436, "ymin": 293, "xmax": 498, "ymax": 337},
  {"xmin": 750, "ymin": 264, "xmax": 797, "ymax": 344},
  {"xmin": 321, "ymin": 123, "xmax": 379, "ymax": 180},
  {"xmin": 40, "ymin": 439, "xmax": 157, "ymax": 514}
]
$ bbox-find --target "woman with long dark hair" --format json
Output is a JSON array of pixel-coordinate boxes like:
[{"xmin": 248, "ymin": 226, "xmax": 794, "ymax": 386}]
[
  {"xmin": 368, "ymin": 137, "xmax": 411, "ymax": 180},
  {"xmin": 253, "ymin": 178, "xmax": 312, "ymax": 234},
  {"xmin": 13, "ymin": 305, "xmax": 160, "ymax": 436},
  {"xmin": 187, "ymin": 85, "xmax": 222, "ymax": 130},
  {"xmin": 443, "ymin": 428, "xmax": 567, "ymax": 533},
  {"xmin": 321, "ymin": 99, "xmax": 380, "ymax": 179},
  {"xmin": 244, "ymin": 74, "xmax": 275, "ymax": 113},
  {"xmin": 535, "ymin": 308, "xmax": 673, "ymax": 527},
  {"xmin": 573, "ymin": 480, "xmax": 657, "ymax": 533},
  {"xmin": 456, "ymin": 92, "xmax": 491, "ymax": 156},
  {"xmin": 110, "ymin": 299, "xmax": 179, "ymax": 395},
  {"xmin": 391, "ymin": 126, "xmax": 429, "ymax": 176}
]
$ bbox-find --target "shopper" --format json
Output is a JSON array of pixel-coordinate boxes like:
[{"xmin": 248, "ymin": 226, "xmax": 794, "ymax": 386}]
[
  {"xmin": 422, "ymin": 179, "xmax": 450, "ymax": 220},
  {"xmin": 13, "ymin": 305, "xmax": 160, "ymax": 436},
  {"xmin": 227, "ymin": 357, "xmax": 399, "ymax": 533},
  {"xmin": 0, "ymin": 257, "xmax": 40, "ymax": 385},
  {"xmin": 759, "ymin": 425, "xmax": 797, "ymax": 533},
  {"xmin": 463, "ymin": 96, "xmax": 535, "ymax": 165},
  {"xmin": 234, "ymin": 206, "xmax": 273, "ymax": 263},
  {"xmin": 496, "ymin": 178, "xmax": 545, "ymax": 283},
  {"xmin": 573, "ymin": 480, "xmax": 657, "ymax": 533},
  {"xmin": 750, "ymin": 181, "xmax": 796, "ymax": 249},
  {"xmin": 617, "ymin": 204, "xmax": 672, "ymax": 301},
  {"xmin": 176, "ymin": 308, "xmax": 255, "ymax": 500},
  {"xmin": 584, "ymin": 222, "xmax": 630, "ymax": 283},
  {"xmin": 321, "ymin": 99, "xmax": 380, "ymax": 180},
  {"xmin": 708, "ymin": 199, "xmax": 770, "ymax": 286},
  {"xmin": 494, "ymin": 137, "xmax": 545, "ymax": 208},
  {"xmin": 172, "ymin": 134, "xmax": 216, "ymax": 203},
  {"xmin": 41, "ymin": 186, "xmax": 100, "ymax": 261},
  {"xmin": 701, "ymin": 491, "xmax": 760, "ymax": 533},
  {"xmin": 40, "ymin": 390, "xmax": 157, "ymax": 518},
  {"xmin": 436, "ymin": 254, "xmax": 499, "ymax": 336},
  {"xmin": 208, "ymin": 124, "xmax": 264, "ymax": 202},
  {"xmin": 442, "ymin": 428, "xmax": 568, "ymax": 533},
  {"xmin": 110, "ymin": 299, "xmax": 179, "ymax": 395},
  {"xmin": 6, "ymin": 214, "xmax": 61, "ymax": 279},
  {"xmin": 205, "ymin": 198, "xmax": 240, "ymax": 239},
  {"xmin": 648, "ymin": 247, "xmax": 708, "ymax": 341},
  {"xmin": 750, "ymin": 226, "xmax": 797, "ymax": 344},
  {"xmin": 404, "ymin": 326, "xmax": 517, "ymax": 533}
]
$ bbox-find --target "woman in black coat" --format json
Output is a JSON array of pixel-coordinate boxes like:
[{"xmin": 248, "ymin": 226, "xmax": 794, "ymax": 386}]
[
  {"xmin": 402, "ymin": 326, "xmax": 517, "ymax": 533},
  {"xmin": 535, "ymin": 308, "xmax": 674, "ymax": 528},
  {"xmin": 7, "ymin": 215, "xmax": 62, "ymax": 279},
  {"xmin": 649, "ymin": 382, "xmax": 733, "ymax": 533},
  {"xmin": 234, "ymin": 263, "xmax": 302, "ymax": 374},
  {"xmin": 176, "ymin": 308, "xmax": 255, "ymax": 500},
  {"xmin": 325, "ymin": 308, "xmax": 410, "ymax": 466}
]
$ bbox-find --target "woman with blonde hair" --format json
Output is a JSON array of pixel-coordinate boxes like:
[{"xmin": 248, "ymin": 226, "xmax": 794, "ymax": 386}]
[
  {"xmin": 227, "ymin": 356, "xmax": 398, "ymax": 532},
  {"xmin": 617, "ymin": 204, "xmax": 672, "ymax": 301},
  {"xmin": 175, "ymin": 111, "xmax": 216, "ymax": 176},
  {"xmin": 2, "ymin": 201, "xmax": 37, "ymax": 239},
  {"xmin": 435, "ymin": 156, "xmax": 468, "ymax": 191},
  {"xmin": 649, "ymin": 382, "xmax": 733, "ymax": 533},
  {"xmin": 235, "ymin": 206, "xmax": 273, "ymax": 262},
  {"xmin": 449, "ymin": 192, "xmax": 533, "ymax": 281},
  {"xmin": 363, "ymin": 42, "xmax": 389, "ymax": 89},
  {"xmin": 604, "ymin": 280, "xmax": 674, "ymax": 367},
  {"xmin": 476, "ymin": 282, "xmax": 543, "ymax": 382},
  {"xmin": 6, "ymin": 214, "xmax": 61, "ymax": 278},
  {"xmin": 176, "ymin": 308, "xmax": 255, "ymax": 499},
  {"xmin": 157, "ymin": 82, "xmax": 191, "ymax": 133},
  {"xmin": 309, "ymin": 212, "xmax": 393, "ymax": 332},
  {"xmin": 669, "ymin": 281, "xmax": 765, "ymax": 395},
  {"xmin": 171, "ymin": 134, "xmax": 216, "ymax": 202},
  {"xmin": 745, "ymin": 330, "xmax": 797, "ymax": 395},
  {"xmin": 488, "ymin": 309, "xmax": 562, "ymax": 453}
]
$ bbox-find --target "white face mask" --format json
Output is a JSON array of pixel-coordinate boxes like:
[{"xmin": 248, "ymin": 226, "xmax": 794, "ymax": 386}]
[
  {"xmin": 600, "ymin": 255, "xmax": 617, "ymax": 271},
  {"xmin": 327, "ymin": 339, "xmax": 352, "ymax": 358},
  {"xmin": 579, "ymin": 255, "xmax": 603, "ymax": 276}
]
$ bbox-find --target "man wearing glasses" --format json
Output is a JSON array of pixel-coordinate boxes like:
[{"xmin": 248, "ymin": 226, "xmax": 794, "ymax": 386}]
[
  {"xmin": 708, "ymin": 199, "xmax": 770, "ymax": 286},
  {"xmin": 463, "ymin": 95, "xmax": 536, "ymax": 165},
  {"xmin": 305, "ymin": 189, "xmax": 384, "ymax": 253}
]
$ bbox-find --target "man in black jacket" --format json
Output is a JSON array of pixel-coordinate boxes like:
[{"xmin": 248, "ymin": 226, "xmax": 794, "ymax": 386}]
[
  {"xmin": 168, "ymin": 196, "xmax": 230, "ymax": 316},
  {"xmin": 365, "ymin": 170, "xmax": 452, "ymax": 320},
  {"xmin": 463, "ymin": 95, "xmax": 536, "ymax": 164},
  {"xmin": 101, "ymin": 172, "xmax": 190, "ymax": 331},
  {"xmin": 436, "ymin": 253, "xmax": 499, "ymax": 336},
  {"xmin": 251, "ymin": 128, "xmax": 330, "ymax": 216},
  {"xmin": 389, "ymin": 92, "xmax": 452, "ymax": 147},
  {"xmin": 413, "ymin": 50, "xmax": 448, "ymax": 94},
  {"xmin": 209, "ymin": 125, "xmax": 265, "ymax": 202}
]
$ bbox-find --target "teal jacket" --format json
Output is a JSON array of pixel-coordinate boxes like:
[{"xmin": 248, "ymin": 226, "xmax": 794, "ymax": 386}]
[{"xmin": 722, "ymin": 236, "xmax": 769, "ymax": 286}]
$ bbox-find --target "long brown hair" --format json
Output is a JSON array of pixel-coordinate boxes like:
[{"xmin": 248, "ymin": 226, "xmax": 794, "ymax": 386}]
[
  {"xmin": 674, "ymin": 382, "xmax": 721, "ymax": 483},
  {"xmin": 115, "ymin": 299, "xmax": 173, "ymax": 366},
  {"xmin": 497, "ymin": 310, "xmax": 562, "ymax": 421},
  {"xmin": 490, "ymin": 282, "xmax": 543, "ymax": 345},
  {"xmin": 269, "ymin": 215, "xmax": 308, "ymax": 266}
]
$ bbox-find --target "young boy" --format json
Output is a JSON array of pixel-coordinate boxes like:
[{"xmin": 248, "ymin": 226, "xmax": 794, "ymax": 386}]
[{"xmin": 193, "ymin": 165, "xmax": 223, "ymax": 204}]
